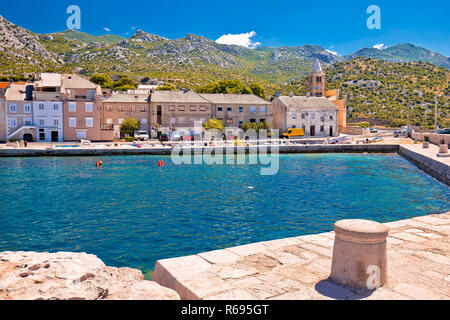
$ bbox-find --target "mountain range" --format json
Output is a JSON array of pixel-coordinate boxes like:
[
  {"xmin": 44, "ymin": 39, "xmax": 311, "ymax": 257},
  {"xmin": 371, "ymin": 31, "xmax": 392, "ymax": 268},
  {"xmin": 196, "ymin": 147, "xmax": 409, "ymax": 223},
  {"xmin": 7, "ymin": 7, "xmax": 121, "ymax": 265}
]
[{"xmin": 0, "ymin": 14, "xmax": 449, "ymax": 87}]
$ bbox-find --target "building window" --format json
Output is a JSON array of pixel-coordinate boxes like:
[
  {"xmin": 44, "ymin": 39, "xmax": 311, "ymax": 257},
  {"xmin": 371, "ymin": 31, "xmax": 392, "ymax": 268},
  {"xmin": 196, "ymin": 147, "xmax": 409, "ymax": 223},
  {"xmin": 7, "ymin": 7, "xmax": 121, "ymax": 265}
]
[
  {"xmin": 227, "ymin": 107, "xmax": 232, "ymax": 112},
  {"xmin": 86, "ymin": 118, "xmax": 93, "ymax": 127},
  {"xmin": 317, "ymin": 77, "xmax": 321, "ymax": 82},
  {"xmin": 69, "ymin": 102, "xmax": 76, "ymax": 112},
  {"xmin": 77, "ymin": 131, "xmax": 86, "ymax": 139},
  {"xmin": 39, "ymin": 119, "xmax": 44, "ymax": 126},
  {"xmin": 250, "ymin": 119, "xmax": 256, "ymax": 123},
  {"xmin": 311, "ymin": 113, "xmax": 315, "ymax": 120},
  {"xmin": 227, "ymin": 119, "xmax": 233, "ymax": 125},
  {"xmin": 169, "ymin": 105, "xmax": 176, "ymax": 111},
  {"xmin": 330, "ymin": 115, "xmax": 333, "ymax": 120},
  {"xmin": 118, "ymin": 118, "xmax": 124, "ymax": 124},
  {"xmin": 9, "ymin": 118, "xmax": 17, "ymax": 127},
  {"xmin": 178, "ymin": 105, "xmax": 185, "ymax": 111},
  {"xmin": 301, "ymin": 113, "xmax": 306, "ymax": 119},
  {"xmin": 39, "ymin": 104, "xmax": 44, "ymax": 110},
  {"xmin": 39, "ymin": 132, "xmax": 45, "ymax": 140},
  {"xmin": 200, "ymin": 106, "xmax": 206, "ymax": 111},
  {"xmin": 106, "ymin": 106, "xmax": 113, "ymax": 112},
  {"xmin": 260, "ymin": 106, "xmax": 266, "ymax": 113},
  {"xmin": 24, "ymin": 105, "xmax": 31, "ymax": 113},
  {"xmin": 217, "ymin": 107, "xmax": 223, "ymax": 112},
  {"xmin": 250, "ymin": 107, "xmax": 256, "ymax": 114},
  {"xmin": 190, "ymin": 106, "xmax": 196, "ymax": 112},
  {"xmin": 85, "ymin": 103, "xmax": 93, "ymax": 112},
  {"xmin": 260, "ymin": 119, "xmax": 265, "ymax": 123},
  {"xmin": 106, "ymin": 118, "xmax": 113, "ymax": 125},
  {"xmin": 118, "ymin": 106, "xmax": 124, "ymax": 112},
  {"xmin": 69, "ymin": 117, "xmax": 77, "ymax": 127},
  {"xmin": 141, "ymin": 106, "xmax": 147, "ymax": 112},
  {"xmin": 320, "ymin": 125, "xmax": 324, "ymax": 132},
  {"xmin": 53, "ymin": 119, "xmax": 59, "ymax": 126},
  {"xmin": 9, "ymin": 104, "xmax": 16, "ymax": 113},
  {"xmin": 239, "ymin": 106, "xmax": 243, "ymax": 113},
  {"xmin": 24, "ymin": 119, "xmax": 32, "ymax": 126},
  {"xmin": 53, "ymin": 104, "xmax": 59, "ymax": 110},
  {"xmin": 292, "ymin": 113, "xmax": 296, "ymax": 120}
]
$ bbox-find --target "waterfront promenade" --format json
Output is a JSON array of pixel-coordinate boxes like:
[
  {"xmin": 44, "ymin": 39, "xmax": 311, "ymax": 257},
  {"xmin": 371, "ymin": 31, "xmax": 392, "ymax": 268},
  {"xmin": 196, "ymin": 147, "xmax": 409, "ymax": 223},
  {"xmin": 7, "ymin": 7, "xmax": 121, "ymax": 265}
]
[{"xmin": 153, "ymin": 211, "xmax": 450, "ymax": 300}]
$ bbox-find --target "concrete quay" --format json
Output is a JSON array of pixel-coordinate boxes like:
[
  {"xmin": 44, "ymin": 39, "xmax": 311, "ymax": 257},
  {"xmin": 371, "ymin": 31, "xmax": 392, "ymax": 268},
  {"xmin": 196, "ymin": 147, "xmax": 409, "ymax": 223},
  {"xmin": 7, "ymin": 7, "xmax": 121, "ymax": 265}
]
[
  {"xmin": 153, "ymin": 212, "xmax": 450, "ymax": 300},
  {"xmin": 399, "ymin": 144, "xmax": 450, "ymax": 185}
]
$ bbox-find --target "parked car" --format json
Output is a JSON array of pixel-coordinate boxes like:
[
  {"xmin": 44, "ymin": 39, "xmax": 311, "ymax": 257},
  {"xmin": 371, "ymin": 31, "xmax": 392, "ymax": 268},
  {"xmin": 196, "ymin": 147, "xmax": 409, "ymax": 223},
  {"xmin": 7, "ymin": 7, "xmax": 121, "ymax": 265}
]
[
  {"xmin": 437, "ymin": 128, "xmax": 450, "ymax": 134},
  {"xmin": 134, "ymin": 131, "xmax": 149, "ymax": 141},
  {"xmin": 369, "ymin": 127, "xmax": 378, "ymax": 133},
  {"xmin": 159, "ymin": 133, "xmax": 169, "ymax": 142}
]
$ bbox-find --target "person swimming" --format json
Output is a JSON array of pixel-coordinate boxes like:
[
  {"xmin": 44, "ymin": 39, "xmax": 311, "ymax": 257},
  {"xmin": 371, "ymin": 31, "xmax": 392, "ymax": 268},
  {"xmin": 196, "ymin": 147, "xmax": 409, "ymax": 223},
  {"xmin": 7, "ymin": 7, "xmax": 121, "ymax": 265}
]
[{"xmin": 96, "ymin": 160, "xmax": 103, "ymax": 168}]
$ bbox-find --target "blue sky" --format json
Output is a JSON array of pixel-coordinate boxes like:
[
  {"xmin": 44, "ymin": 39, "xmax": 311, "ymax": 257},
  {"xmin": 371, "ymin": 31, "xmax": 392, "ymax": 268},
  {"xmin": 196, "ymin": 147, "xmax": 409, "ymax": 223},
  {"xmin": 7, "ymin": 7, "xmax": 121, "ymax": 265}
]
[{"xmin": 1, "ymin": 0, "xmax": 449, "ymax": 55}]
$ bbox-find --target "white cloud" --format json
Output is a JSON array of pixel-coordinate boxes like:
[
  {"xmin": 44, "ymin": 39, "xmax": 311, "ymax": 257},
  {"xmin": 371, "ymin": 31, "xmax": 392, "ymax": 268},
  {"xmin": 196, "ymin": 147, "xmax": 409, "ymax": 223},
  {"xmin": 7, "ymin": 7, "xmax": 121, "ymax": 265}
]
[
  {"xmin": 373, "ymin": 44, "xmax": 386, "ymax": 50},
  {"xmin": 215, "ymin": 31, "xmax": 261, "ymax": 49},
  {"xmin": 104, "ymin": 27, "xmax": 111, "ymax": 32},
  {"xmin": 325, "ymin": 49, "xmax": 339, "ymax": 56}
]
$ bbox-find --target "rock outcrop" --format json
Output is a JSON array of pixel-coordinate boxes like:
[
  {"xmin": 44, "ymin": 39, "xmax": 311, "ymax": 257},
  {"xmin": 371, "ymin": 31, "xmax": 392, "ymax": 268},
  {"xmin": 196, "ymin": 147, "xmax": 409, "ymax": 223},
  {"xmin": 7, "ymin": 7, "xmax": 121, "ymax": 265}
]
[{"xmin": 0, "ymin": 251, "xmax": 179, "ymax": 300}]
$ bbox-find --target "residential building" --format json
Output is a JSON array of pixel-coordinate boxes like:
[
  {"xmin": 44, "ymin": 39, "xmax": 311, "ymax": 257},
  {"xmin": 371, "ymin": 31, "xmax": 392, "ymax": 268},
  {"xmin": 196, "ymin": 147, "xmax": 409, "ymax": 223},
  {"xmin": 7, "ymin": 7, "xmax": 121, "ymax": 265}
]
[
  {"xmin": 272, "ymin": 96, "xmax": 338, "ymax": 137},
  {"xmin": 0, "ymin": 82, "xmax": 9, "ymax": 142},
  {"xmin": 62, "ymin": 74, "xmax": 104, "ymax": 141},
  {"xmin": 199, "ymin": 93, "xmax": 272, "ymax": 129},
  {"xmin": 5, "ymin": 83, "xmax": 35, "ymax": 142},
  {"xmin": 150, "ymin": 90, "xmax": 211, "ymax": 134},
  {"xmin": 101, "ymin": 93, "xmax": 151, "ymax": 140},
  {"xmin": 32, "ymin": 73, "xmax": 64, "ymax": 142}
]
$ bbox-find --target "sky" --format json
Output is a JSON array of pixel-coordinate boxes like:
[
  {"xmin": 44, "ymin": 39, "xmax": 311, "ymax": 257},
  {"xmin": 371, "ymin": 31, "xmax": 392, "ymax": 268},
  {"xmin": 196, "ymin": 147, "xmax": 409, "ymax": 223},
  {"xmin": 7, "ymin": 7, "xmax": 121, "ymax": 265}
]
[{"xmin": 1, "ymin": 0, "xmax": 449, "ymax": 56}]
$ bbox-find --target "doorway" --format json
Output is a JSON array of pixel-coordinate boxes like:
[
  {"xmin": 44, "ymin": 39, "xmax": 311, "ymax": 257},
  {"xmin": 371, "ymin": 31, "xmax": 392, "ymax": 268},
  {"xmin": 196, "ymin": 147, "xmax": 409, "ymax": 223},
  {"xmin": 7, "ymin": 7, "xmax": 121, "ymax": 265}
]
[
  {"xmin": 23, "ymin": 133, "xmax": 33, "ymax": 142},
  {"xmin": 329, "ymin": 126, "xmax": 333, "ymax": 136},
  {"xmin": 51, "ymin": 131, "xmax": 59, "ymax": 142},
  {"xmin": 310, "ymin": 125, "xmax": 315, "ymax": 136}
]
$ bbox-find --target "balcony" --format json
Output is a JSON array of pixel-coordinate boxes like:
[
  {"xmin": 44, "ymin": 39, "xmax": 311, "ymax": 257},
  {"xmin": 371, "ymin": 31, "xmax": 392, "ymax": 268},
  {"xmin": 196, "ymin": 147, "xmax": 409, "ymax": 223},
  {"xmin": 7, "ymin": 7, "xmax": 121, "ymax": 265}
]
[{"xmin": 33, "ymin": 91, "xmax": 62, "ymax": 101}]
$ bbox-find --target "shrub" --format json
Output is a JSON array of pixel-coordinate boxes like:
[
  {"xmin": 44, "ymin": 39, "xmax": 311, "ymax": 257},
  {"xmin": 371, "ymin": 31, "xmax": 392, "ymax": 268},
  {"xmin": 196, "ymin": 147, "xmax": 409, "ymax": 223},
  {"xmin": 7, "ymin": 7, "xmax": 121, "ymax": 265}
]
[{"xmin": 126, "ymin": 136, "xmax": 135, "ymax": 142}]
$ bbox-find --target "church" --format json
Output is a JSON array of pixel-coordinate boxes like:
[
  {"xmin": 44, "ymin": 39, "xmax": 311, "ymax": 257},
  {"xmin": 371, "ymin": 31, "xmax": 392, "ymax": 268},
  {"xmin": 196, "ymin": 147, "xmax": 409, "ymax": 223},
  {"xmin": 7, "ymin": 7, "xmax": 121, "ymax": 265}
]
[{"xmin": 272, "ymin": 59, "xmax": 346, "ymax": 137}]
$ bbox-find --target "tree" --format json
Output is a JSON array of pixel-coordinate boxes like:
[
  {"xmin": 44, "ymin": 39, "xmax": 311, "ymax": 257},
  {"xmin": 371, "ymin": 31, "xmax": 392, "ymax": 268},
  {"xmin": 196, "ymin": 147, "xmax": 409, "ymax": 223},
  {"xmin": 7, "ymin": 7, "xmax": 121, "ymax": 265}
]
[
  {"xmin": 156, "ymin": 83, "xmax": 178, "ymax": 91},
  {"xmin": 248, "ymin": 83, "xmax": 267, "ymax": 99},
  {"xmin": 203, "ymin": 119, "xmax": 224, "ymax": 131},
  {"xmin": 90, "ymin": 74, "xmax": 114, "ymax": 88},
  {"xmin": 120, "ymin": 118, "xmax": 141, "ymax": 137},
  {"xmin": 113, "ymin": 76, "xmax": 138, "ymax": 91},
  {"xmin": 197, "ymin": 80, "xmax": 252, "ymax": 95}
]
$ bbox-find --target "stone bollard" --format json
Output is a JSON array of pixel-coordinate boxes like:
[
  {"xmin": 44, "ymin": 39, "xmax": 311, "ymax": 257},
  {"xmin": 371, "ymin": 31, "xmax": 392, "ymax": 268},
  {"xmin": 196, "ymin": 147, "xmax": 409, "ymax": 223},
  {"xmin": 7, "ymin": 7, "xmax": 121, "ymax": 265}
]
[{"xmin": 330, "ymin": 219, "xmax": 389, "ymax": 290}]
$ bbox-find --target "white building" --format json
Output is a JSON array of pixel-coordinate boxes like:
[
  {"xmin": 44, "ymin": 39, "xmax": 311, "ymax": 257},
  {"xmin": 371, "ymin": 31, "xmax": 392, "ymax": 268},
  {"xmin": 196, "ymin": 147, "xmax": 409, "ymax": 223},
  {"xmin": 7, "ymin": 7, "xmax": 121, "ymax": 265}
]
[
  {"xmin": 32, "ymin": 73, "xmax": 64, "ymax": 142},
  {"xmin": 272, "ymin": 96, "xmax": 339, "ymax": 137}
]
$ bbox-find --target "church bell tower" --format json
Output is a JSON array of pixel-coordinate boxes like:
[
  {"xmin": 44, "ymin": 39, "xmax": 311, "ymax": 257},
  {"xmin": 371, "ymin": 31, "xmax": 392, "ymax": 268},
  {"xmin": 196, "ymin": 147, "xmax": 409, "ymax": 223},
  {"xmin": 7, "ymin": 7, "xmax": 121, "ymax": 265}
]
[{"xmin": 309, "ymin": 59, "xmax": 326, "ymax": 97}]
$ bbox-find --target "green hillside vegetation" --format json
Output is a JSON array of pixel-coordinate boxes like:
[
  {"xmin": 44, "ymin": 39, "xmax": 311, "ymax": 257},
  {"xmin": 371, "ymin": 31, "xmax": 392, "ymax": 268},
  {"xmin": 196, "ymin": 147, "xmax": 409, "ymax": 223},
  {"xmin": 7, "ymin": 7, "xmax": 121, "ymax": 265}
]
[
  {"xmin": 325, "ymin": 58, "xmax": 450, "ymax": 128},
  {"xmin": 49, "ymin": 30, "xmax": 124, "ymax": 44}
]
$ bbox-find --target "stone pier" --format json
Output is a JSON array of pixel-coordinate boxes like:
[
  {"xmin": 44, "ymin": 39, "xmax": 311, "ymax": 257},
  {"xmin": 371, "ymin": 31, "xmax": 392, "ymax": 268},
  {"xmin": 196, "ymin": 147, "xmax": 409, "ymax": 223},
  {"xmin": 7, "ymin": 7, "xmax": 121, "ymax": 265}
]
[{"xmin": 153, "ymin": 212, "xmax": 450, "ymax": 300}]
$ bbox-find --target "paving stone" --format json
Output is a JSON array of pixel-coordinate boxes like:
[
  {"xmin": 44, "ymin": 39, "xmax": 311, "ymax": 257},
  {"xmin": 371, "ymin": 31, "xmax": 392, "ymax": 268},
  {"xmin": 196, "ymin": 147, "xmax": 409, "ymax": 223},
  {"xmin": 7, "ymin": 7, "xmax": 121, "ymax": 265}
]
[
  {"xmin": 269, "ymin": 289, "xmax": 312, "ymax": 300},
  {"xmin": 393, "ymin": 283, "xmax": 442, "ymax": 300},
  {"xmin": 413, "ymin": 232, "xmax": 443, "ymax": 240},
  {"xmin": 350, "ymin": 288, "xmax": 409, "ymax": 300},
  {"xmin": 413, "ymin": 216, "xmax": 448, "ymax": 226},
  {"xmin": 225, "ymin": 243, "xmax": 267, "ymax": 257},
  {"xmin": 214, "ymin": 266, "xmax": 259, "ymax": 280},
  {"xmin": 245, "ymin": 282, "xmax": 287, "ymax": 299},
  {"xmin": 198, "ymin": 249, "xmax": 241, "ymax": 265},
  {"xmin": 204, "ymin": 289, "xmax": 257, "ymax": 300},
  {"xmin": 265, "ymin": 251, "xmax": 306, "ymax": 265},
  {"xmin": 414, "ymin": 251, "xmax": 450, "ymax": 266},
  {"xmin": 390, "ymin": 232, "xmax": 428, "ymax": 243},
  {"xmin": 298, "ymin": 243, "xmax": 332, "ymax": 258}
]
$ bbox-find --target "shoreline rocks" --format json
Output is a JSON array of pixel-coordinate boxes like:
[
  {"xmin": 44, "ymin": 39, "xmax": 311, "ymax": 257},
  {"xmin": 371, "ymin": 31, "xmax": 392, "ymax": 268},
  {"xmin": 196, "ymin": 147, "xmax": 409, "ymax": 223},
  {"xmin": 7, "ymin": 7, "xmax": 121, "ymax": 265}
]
[{"xmin": 0, "ymin": 251, "xmax": 179, "ymax": 300}]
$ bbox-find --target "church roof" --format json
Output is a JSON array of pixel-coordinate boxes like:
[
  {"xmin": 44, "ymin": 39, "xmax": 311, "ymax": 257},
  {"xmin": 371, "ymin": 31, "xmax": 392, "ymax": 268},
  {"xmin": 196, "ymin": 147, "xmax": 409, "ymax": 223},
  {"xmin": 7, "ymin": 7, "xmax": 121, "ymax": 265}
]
[{"xmin": 312, "ymin": 59, "xmax": 322, "ymax": 72}]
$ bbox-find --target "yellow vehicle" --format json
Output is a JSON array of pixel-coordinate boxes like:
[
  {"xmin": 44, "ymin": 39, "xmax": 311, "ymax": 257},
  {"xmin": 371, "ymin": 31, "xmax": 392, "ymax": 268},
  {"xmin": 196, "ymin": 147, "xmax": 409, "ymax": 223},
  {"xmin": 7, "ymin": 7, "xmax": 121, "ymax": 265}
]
[{"xmin": 281, "ymin": 128, "xmax": 304, "ymax": 138}]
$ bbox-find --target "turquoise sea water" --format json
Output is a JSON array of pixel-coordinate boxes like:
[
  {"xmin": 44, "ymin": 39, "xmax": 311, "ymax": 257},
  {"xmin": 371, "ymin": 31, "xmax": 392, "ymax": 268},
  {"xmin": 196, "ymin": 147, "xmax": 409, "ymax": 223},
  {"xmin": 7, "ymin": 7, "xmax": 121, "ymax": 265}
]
[{"xmin": 0, "ymin": 154, "xmax": 448, "ymax": 276}]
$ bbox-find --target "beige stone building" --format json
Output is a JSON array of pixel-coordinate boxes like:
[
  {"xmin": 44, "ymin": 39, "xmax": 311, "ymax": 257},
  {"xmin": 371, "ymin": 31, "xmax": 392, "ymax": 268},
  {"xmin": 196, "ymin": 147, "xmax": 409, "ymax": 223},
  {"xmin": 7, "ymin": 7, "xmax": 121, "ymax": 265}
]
[
  {"xmin": 0, "ymin": 82, "xmax": 8, "ymax": 142},
  {"xmin": 101, "ymin": 93, "xmax": 151, "ymax": 140},
  {"xmin": 199, "ymin": 93, "xmax": 272, "ymax": 129},
  {"xmin": 272, "ymin": 96, "xmax": 339, "ymax": 137},
  {"xmin": 5, "ymin": 83, "xmax": 36, "ymax": 142},
  {"xmin": 61, "ymin": 74, "xmax": 105, "ymax": 141},
  {"xmin": 150, "ymin": 91, "xmax": 211, "ymax": 134}
]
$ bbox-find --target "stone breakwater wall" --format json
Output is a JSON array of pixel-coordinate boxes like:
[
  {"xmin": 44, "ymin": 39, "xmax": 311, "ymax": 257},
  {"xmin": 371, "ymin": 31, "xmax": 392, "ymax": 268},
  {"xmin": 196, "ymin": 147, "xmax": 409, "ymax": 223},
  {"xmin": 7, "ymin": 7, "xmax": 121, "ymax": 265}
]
[
  {"xmin": 0, "ymin": 251, "xmax": 179, "ymax": 300},
  {"xmin": 0, "ymin": 144, "xmax": 400, "ymax": 157},
  {"xmin": 399, "ymin": 145, "xmax": 450, "ymax": 185}
]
